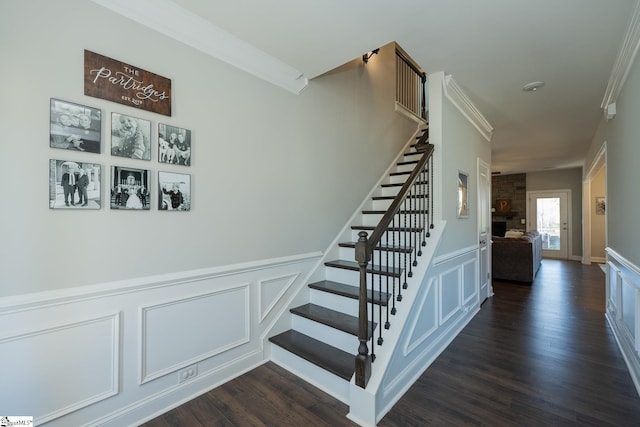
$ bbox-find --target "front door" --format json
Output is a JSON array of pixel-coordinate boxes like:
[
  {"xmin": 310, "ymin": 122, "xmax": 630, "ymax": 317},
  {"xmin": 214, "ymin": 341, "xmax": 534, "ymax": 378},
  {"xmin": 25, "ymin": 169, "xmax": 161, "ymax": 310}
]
[
  {"xmin": 478, "ymin": 159, "xmax": 491, "ymax": 301},
  {"xmin": 527, "ymin": 190, "xmax": 570, "ymax": 259}
]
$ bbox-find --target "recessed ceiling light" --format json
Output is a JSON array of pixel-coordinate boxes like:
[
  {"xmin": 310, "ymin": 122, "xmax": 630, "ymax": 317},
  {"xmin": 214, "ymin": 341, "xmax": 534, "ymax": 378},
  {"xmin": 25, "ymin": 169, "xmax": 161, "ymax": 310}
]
[{"xmin": 522, "ymin": 81, "xmax": 545, "ymax": 92}]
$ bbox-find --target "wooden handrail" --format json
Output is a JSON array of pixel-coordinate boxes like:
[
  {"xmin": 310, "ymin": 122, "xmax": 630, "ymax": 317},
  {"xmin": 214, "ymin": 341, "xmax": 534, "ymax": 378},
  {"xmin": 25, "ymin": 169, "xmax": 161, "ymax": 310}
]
[
  {"xmin": 355, "ymin": 131, "xmax": 434, "ymax": 388},
  {"xmin": 363, "ymin": 139, "xmax": 433, "ymax": 253}
]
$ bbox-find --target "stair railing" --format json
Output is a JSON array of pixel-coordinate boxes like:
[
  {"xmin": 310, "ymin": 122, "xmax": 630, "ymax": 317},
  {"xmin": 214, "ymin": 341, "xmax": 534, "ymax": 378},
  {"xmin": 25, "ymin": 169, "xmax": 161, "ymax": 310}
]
[
  {"xmin": 355, "ymin": 131, "xmax": 434, "ymax": 388},
  {"xmin": 396, "ymin": 46, "xmax": 427, "ymax": 120}
]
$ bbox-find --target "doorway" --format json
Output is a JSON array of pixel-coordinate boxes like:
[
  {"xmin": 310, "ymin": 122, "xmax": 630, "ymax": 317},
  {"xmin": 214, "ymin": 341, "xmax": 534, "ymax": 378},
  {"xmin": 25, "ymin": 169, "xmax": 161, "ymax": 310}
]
[
  {"xmin": 478, "ymin": 159, "xmax": 492, "ymax": 301},
  {"xmin": 527, "ymin": 190, "xmax": 571, "ymax": 259}
]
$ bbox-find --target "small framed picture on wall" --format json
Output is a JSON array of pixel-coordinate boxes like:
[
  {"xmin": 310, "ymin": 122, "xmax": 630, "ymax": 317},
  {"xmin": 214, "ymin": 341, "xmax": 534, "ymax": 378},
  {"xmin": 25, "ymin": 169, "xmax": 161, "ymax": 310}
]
[
  {"xmin": 158, "ymin": 171, "xmax": 191, "ymax": 211},
  {"xmin": 111, "ymin": 113, "xmax": 152, "ymax": 160},
  {"xmin": 158, "ymin": 123, "xmax": 191, "ymax": 166},
  {"xmin": 110, "ymin": 166, "xmax": 151, "ymax": 210},
  {"xmin": 50, "ymin": 98, "xmax": 101, "ymax": 153},
  {"xmin": 49, "ymin": 159, "xmax": 102, "ymax": 209}
]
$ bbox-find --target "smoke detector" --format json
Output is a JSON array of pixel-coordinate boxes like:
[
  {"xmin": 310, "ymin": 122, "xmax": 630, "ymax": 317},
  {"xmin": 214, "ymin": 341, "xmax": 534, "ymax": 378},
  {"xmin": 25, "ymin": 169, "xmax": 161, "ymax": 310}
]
[{"xmin": 522, "ymin": 81, "xmax": 545, "ymax": 92}]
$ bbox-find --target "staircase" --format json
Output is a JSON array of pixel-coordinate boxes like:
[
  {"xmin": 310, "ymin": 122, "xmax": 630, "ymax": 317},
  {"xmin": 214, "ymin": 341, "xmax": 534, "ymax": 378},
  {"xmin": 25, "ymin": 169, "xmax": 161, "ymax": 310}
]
[{"xmin": 269, "ymin": 126, "xmax": 433, "ymax": 401}]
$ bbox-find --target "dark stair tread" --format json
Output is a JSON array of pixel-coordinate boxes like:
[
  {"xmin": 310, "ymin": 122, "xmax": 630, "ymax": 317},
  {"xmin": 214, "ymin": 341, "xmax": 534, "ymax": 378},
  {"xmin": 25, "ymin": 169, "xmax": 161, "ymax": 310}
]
[
  {"xmin": 390, "ymin": 170, "xmax": 411, "ymax": 177},
  {"xmin": 352, "ymin": 225, "xmax": 424, "ymax": 233},
  {"xmin": 373, "ymin": 194, "xmax": 428, "ymax": 200},
  {"xmin": 397, "ymin": 160, "xmax": 419, "ymax": 166},
  {"xmin": 308, "ymin": 280, "xmax": 390, "ymax": 306},
  {"xmin": 362, "ymin": 209, "xmax": 427, "ymax": 215},
  {"xmin": 339, "ymin": 241, "xmax": 413, "ymax": 253},
  {"xmin": 269, "ymin": 330, "xmax": 354, "ymax": 381},
  {"xmin": 325, "ymin": 259, "xmax": 402, "ymax": 278},
  {"xmin": 291, "ymin": 303, "xmax": 375, "ymax": 338},
  {"xmin": 381, "ymin": 180, "xmax": 428, "ymax": 188}
]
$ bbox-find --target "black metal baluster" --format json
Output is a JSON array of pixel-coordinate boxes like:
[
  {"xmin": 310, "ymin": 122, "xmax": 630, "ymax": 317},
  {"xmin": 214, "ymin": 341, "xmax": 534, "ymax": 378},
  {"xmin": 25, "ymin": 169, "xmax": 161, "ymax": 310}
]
[
  {"xmin": 370, "ymin": 266, "xmax": 375, "ymax": 362},
  {"xmin": 391, "ymin": 215, "xmax": 397, "ymax": 315},
  {"xmin": 400, "ymin": 198, "xmax": 407, "ymax": 296},
  {"xmin": 430, "ymin": 154, "xmax": 434, "ymax": 231},
  {"xmin": 377, "ymin": 240, "xmax": 383, "ymax": 345},
  {"xmin": 385, "ymin": 230, "xmax": 390, "ymax": 329}
]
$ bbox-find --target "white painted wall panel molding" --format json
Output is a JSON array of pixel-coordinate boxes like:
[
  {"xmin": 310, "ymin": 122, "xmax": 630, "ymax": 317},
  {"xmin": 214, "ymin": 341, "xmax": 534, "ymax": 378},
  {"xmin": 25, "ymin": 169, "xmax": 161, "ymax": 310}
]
[
  {"xmin": 439, "ymin": 267, "xmax": 462, "ymax": 325},
  {"xmin": 0, "ymin": 314, "xmax": 120, "ymax": 424},
  {"xmin": 462, "ymin": 259, "xmax": 479, "ymax": 306},
  {"xmin": 433, "ymin": 244, "xmax": 478, "ymax": 266},
  {"xmin": 605, "ymin": 247, "xmax": 640, "ymax": 394},
  {"xmin": 404, "ymin": 277, "xmax": 438, "ymax": 355},
  {"xmin": 259, "ymin": 273, "xmax": 300, "ymax": 323},
  {"xmin": 140, "ymin": 285, "xmax": 250, "ymax": 383}
]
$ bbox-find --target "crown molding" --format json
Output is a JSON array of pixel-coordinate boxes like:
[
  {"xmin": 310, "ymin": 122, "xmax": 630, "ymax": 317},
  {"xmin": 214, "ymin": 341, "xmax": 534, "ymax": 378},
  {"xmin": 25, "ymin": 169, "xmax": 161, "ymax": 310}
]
[
  {"xmin": 443, "ymin": 75, "xmax": 493, "ymax": 142},
  {"xmin": 601, "ymin": 0, "xmax": 640, "ymax": 109},
  {"xmin": 90, "ymin": 0, "xmax": 308, "ymax": 94}
]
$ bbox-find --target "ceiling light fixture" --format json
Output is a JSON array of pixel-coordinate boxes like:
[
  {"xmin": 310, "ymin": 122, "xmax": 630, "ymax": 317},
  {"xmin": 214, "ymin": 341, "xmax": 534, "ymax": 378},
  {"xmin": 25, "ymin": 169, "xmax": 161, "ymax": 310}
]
[
  {"xmin": 522, "ymin": 81, "xmax": 545, "ymax": 92},
  {"xmin": 362, "ymin": 48, "xmax": 380, "ymax": 64}
]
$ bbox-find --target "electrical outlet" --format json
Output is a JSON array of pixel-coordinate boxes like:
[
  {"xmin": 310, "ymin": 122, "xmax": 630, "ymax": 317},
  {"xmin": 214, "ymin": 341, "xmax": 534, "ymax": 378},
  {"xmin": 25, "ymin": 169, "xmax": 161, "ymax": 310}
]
[{"xmin": 178, "ymin": 364, "xmax": 198, "ymax": 383}]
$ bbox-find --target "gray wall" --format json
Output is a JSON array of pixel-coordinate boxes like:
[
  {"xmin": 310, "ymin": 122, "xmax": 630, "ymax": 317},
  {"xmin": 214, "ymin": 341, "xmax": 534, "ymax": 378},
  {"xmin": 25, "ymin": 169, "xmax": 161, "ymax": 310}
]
[
  {"xmin": 435, "ymin": 81, "xmax": 492, "ymax": 255},
  {"xmin": 526, "ymin": 168, "xmax": 584, "ymax": 259},
  {"xmin": 588, "ymin": 47, "xmax": 640, "ymax": 267},
  {"xmin": 0, "ymin": 1, "xmax": 418, "ymax": 297},
  {"xmin": 591, "ymin": 166, "xmax": 607, "ymax": 258}
]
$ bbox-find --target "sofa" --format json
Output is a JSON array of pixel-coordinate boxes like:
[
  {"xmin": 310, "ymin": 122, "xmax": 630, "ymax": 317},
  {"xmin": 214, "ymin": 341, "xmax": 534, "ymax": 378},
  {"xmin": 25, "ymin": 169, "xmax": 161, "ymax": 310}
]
[{"xmin": 492, "ymin": 230, "xmax": 542, "ymax": 283}]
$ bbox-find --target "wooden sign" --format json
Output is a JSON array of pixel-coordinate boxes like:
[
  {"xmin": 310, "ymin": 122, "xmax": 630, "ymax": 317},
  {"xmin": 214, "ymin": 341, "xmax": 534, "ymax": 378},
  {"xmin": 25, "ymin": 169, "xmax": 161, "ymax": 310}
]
[{"xmin": 84, "ymin": 50, "xmax": 172, "ymax": 116}]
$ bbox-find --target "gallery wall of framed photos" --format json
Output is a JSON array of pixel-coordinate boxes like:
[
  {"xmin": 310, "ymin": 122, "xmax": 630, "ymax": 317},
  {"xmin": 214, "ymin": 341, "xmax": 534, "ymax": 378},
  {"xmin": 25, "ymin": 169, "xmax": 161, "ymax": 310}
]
[{"xmin": 48, "ymin": 51, "xmax": 192, "ymax": 213}]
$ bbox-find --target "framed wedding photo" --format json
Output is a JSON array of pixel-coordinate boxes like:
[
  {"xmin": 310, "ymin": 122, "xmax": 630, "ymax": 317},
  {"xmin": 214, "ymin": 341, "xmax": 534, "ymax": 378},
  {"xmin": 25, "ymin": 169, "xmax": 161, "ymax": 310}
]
[
  {"xmin": 158, "ymin": 123, "xmax": 191, "ymax": 166},
  {"xmin": 158, "ymin": 171, "xmax": 191, "ymax": 211},
  {"xmin": 49, "ymin": 159, "xmax": 102, "ymax": 209},
  {"xmin": 111, "ymin": 113, "xmax": 152, "ymax": 160},
  {"xmin": 50, "ymin": 98, "xmax": 101, "ymax": 153},
  {"xmin": 457, "ymin": 170, "xmax": 469, "ymax": 218},
  {"xmin": 110, "ymin": 166, "xmax": 151, "ymax": 210}
]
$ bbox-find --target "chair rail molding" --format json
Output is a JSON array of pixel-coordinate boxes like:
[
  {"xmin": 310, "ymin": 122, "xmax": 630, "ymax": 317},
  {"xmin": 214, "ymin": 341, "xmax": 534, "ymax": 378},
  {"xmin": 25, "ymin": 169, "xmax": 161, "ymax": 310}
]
[{"xmin": 90, "ymin": 0, "xmax": 309, "ymax": 94}]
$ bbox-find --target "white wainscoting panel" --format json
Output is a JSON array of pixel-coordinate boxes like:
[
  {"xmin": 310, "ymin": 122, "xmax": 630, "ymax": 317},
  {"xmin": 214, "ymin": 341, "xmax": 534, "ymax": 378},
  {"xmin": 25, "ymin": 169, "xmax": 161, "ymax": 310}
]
[
  {"xmin": 0, "ymin": 252, "xmax": 321, "ymax": 427},
  {"xmin": 439, "ymin": 266, "xmax": 462, "ymax": 324},
  {"xmin": 259, "ymin": 273, "xmax": 299, "ymax": 323},
  {"xmin": 605, "ymin": 248, "xmax": 640, "ymax": 395},
  {"xmin": 462, "ymin": 259, "xmax": 478, "ymax": 306},
  {"xmin": 0, "ymin": 314, "xmax": 119, "ymax": 424},
  {"xmin": 140, "ymin": 284, "xmax": 250, "ymax": 383},
  {"xmin": 374, "ymin": 245, "xmax": 480, "ymax": 425}
]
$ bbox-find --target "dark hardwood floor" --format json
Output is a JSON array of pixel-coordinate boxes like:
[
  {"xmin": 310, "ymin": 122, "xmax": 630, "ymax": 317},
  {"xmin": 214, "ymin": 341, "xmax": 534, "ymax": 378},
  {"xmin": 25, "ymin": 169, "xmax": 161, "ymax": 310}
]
[{"xmin": 140, "ymin": 260, "xmax": 640, "ymax": 426}]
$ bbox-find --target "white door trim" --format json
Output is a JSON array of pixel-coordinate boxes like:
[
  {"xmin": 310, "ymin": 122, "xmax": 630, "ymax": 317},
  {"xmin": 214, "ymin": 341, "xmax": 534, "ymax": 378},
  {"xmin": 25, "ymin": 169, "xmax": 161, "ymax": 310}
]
[{"xmin": 526, "ymin": 189, "xmax": 572, "ymax": 260}]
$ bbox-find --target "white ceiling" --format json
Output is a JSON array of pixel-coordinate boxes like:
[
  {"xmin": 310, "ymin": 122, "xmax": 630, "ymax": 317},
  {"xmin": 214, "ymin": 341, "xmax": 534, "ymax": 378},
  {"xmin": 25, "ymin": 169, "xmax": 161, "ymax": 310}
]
[{"xmin": 97, "ymin": 0, "xmax": 637, "ymax": 174}]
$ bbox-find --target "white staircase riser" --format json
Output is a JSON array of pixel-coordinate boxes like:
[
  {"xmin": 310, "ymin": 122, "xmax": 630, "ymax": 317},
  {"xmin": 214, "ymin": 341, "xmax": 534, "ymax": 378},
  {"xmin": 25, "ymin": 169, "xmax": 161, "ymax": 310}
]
[
  {"xmin": 291, "ymin": 315, "xmax": 359, "ymax": 355},
  {"xmin": 325, "ymin": 268, "xmax": 410, "ymax": 290},
  {"xmin": 338, "ymin": 247, "xmax": 417, "ymax": 269},
  {"xmin": 270, "ymin": 345, "xmax": 350, "ymax": 403},
  {"xmin": 380, "ymin": 186, "xmax": 401, "ymax": 197},
  {"xmin": 349, "ymin": 229, "xmax": 420, "ymax": 246},
  {"xmin": 387, "ymin": 174, "xmax": 411, "ymax": 185},
  {"xmin": 308, "ymin": 290, "xmax": 386, "ymax": 324},
  {"xmin": 395, "ymin": 163, "xmax": 417, "ymax": 173},
  {"xmin": 360, "ymin": 213, "xmax": 384, "ymax": 226}
]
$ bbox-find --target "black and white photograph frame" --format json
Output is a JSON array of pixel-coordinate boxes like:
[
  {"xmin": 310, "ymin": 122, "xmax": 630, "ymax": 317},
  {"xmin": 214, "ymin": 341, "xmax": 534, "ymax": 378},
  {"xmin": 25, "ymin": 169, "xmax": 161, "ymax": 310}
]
[
  {"xmin": 50, "ymin": 98, "xmax": 102, "ymax": 153},
  {"xmin": 111, "ymin": 112, "xmax": 152, "ymax": 160},
  {"xmin": 158, "ymin": 171, "xmax": 191, "ymax": 211},
  {"xmin": 110, "ymin": 166, "xmax": 151, "ymax": 210},
  {"xmin": 158, "ymin": 123, "xmax": 191, "ymax": 166},
  {"xmin": 457, "ymin": 170, "xmax": 469, "ymax": 218},
  {"xmin": 49, "ymin": 159, "xmax": 102, "ymax": 209}
]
